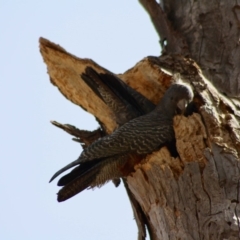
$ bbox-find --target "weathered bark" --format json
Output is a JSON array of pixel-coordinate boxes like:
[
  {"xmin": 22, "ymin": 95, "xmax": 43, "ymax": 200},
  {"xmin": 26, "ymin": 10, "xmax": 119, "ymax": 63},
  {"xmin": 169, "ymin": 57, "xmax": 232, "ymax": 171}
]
[
  {"xmin": 140, "ymin": 0, "xmax": 240, "ymax": 97},
  {"xmin": 41, "ymin": 0, "xmax": 240, "ymax": 239}
]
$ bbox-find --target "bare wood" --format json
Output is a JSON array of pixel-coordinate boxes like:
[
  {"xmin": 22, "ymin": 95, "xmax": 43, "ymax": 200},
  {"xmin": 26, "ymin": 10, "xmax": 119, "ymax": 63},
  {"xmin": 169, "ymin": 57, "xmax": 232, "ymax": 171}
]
[{"xmin": 39, "ymin": 37, "xmax": 116, "ymax": 133}]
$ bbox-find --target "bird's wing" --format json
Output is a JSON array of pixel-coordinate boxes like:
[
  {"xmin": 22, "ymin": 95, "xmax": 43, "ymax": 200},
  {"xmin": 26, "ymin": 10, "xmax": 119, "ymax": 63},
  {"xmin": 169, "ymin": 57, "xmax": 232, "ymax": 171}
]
[
  {"xmin": 81, "ymin": 67, "xmax": 155, "ymax": 125},
  {"xmin": 80, "ymin": 112, "xmax": 174, "ymax": 161}
]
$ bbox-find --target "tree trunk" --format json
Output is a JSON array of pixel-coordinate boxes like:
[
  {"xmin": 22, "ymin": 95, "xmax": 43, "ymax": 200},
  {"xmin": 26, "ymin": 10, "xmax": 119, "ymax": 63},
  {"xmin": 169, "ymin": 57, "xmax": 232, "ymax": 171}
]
[{"xmin": 40, "ymin": 0, "xmax": 240, "ymax": 239}]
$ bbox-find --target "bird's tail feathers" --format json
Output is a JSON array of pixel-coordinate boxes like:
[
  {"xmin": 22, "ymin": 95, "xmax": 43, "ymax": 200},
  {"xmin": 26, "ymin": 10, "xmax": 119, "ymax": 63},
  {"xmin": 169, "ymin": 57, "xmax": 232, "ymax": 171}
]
[
  {"xmin": 57, "ymin": 163, "xmax": 101, "ymax": 202},
  {"xmin": 57, "ymin": 159, "xmax": 101, "ymax": 186},
  {"xmin": 57, "ymin": 155, "xmax": 127, "ymax": 202}
]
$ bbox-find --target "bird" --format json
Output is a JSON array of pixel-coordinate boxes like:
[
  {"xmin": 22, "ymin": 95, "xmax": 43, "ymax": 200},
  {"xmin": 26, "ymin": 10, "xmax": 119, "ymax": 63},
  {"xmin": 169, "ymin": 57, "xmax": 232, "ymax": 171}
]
[
  {"xmin": 81, "ymin": 67, "xmax": 156, "ymax": 187},
  {"xmin": 49, "ymin": 82, "xmax": 193, "ymax": 202}
]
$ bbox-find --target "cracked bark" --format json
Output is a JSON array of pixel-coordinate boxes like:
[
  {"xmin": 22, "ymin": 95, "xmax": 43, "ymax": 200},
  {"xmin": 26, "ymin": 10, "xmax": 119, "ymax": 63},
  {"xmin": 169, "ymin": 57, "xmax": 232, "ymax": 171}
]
[
  {"xmin": 40, "ymin": 0, "xmax": 240, "ymax": 239},
  {"xmin": 143, "ymin": 0, "xmax": 240, "ymax": 97}
]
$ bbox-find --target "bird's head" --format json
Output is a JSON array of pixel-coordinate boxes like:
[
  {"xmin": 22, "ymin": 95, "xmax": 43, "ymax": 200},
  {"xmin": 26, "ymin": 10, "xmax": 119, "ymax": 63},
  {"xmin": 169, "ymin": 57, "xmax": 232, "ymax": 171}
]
[{"xmin": 161, "ymin": 83, "xmax": 193, "ymax": 116}]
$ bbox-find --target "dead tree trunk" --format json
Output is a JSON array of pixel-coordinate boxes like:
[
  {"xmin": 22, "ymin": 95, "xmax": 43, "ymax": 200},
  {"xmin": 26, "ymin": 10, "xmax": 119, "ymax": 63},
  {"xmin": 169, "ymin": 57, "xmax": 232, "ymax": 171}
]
[{"xmin": 40, "ymin": 0, "xmax": 240, "ymax": 239}]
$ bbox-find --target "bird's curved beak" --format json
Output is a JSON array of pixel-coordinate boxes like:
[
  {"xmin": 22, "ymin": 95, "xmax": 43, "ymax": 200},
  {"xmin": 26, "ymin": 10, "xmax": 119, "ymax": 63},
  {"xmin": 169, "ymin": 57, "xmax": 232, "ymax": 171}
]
[{"xmin": 177, "ymin": 99, "xmax": 188, "ymax": 114}]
